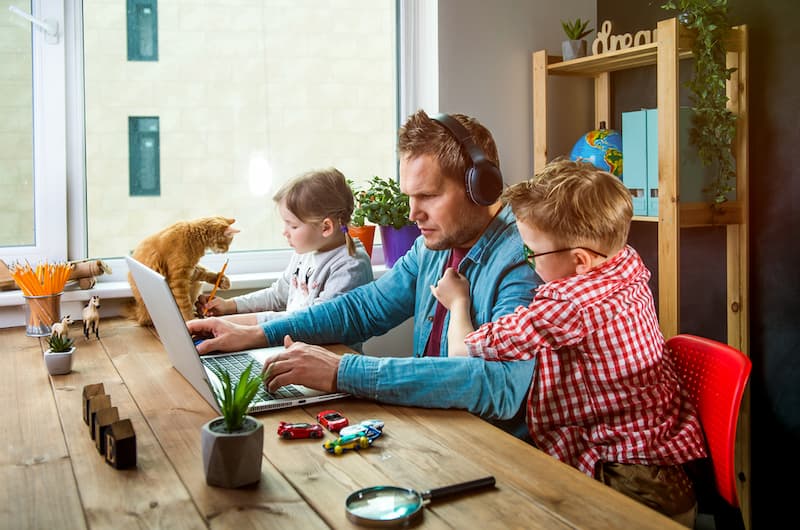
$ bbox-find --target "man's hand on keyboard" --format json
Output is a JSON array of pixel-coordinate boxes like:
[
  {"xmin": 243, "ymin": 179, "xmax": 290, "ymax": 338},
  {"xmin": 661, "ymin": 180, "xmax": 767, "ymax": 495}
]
[{"xmin": 262, "ymin": 335, "xmax": 341, "ymax": 393}]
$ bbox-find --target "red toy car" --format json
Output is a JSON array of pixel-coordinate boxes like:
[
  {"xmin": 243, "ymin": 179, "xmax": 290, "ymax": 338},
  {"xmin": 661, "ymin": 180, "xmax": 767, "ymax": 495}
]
[
  {"xmin": 316, "ymin": 409, "xmax": 349, "ymax": 432},
  {"xmin": 277, "ymin": 421, "xmax": 324, "ymax": 439}
]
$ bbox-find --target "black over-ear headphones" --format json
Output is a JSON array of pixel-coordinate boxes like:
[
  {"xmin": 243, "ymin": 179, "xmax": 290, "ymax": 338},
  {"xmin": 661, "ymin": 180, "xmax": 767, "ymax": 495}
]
[{"xmin": 430, "ymin": 113, "xmax": 504, "ymax": 206}]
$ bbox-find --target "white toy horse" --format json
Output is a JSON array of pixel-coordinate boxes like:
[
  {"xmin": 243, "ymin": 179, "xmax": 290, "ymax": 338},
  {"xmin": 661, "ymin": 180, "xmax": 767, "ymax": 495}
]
[
  {"xmin": 51, "ymin": 315, "xmax": 73, "ymax": 339},
  {"xmin": 82, "ymin": 295, "xmax": 101, "ymax": 340}
]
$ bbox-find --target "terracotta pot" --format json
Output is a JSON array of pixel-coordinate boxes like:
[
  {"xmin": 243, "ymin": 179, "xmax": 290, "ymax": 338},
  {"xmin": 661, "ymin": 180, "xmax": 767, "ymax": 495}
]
[
  {"xmin": 201, "ymin": 416, "xmax": 264, "ymax": 488},
  {"xmin": 348, "ymin": 225, "xmax": 376, "ymax": 258}
]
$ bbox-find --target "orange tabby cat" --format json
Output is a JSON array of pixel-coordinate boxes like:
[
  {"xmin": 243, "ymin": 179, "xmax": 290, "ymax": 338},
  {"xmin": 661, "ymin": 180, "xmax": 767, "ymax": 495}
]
[{"xmin": 128, "ymin": 216, "xmax": 239, "ymax": 326}]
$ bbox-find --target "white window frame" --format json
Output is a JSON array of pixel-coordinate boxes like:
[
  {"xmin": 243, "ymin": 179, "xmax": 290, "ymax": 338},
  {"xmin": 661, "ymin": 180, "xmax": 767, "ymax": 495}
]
[{"xmin": 3, "ymin": 0, "xmax": 68, "ymax": 264}]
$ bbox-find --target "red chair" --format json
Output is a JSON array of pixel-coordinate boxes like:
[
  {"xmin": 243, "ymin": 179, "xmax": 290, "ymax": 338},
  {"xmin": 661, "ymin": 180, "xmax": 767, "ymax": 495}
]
[{"xmin": 666, "ymin": 334, "xmax": 752, "ymax": 529}]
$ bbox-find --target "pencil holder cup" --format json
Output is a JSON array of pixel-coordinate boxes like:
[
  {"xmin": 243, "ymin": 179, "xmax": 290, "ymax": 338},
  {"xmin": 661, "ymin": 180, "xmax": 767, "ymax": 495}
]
[{"xmin": 23, "ymin": 293, "xmax": 63, "ymax": 337}]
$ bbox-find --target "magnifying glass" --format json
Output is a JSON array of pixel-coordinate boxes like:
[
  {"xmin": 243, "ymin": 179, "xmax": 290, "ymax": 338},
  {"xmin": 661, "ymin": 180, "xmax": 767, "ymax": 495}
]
[{"xmin": 345, "ymin": 476, "xmax": 496, "ymax": 527}]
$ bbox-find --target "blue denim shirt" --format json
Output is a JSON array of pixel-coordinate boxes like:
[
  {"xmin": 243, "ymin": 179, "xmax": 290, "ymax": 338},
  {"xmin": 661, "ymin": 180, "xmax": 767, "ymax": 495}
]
[{"xmin": 261, "ymin": 205, "xmax": 540, "ymax": 422}]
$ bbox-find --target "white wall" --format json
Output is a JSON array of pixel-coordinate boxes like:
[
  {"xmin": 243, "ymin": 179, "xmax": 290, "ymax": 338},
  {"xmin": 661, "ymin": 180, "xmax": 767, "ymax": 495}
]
[{"xmin": 437, "ymin": 0, "xmax": 596, "ymax": 184}]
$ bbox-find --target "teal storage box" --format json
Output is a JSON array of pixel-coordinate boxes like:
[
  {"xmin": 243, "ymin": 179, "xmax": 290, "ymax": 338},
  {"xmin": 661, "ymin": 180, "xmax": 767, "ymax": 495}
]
[
  {"xmin": 621, "ymin": 110, "xmax": 648, "ymax": 216},
  {"xmin": 644, "ymin": 107, "xmax": 733, "ymax": 217}
]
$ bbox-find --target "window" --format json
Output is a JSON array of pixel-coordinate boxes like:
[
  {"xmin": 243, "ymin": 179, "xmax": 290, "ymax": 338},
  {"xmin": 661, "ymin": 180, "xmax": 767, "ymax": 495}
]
[
  {"xmin": 2, "ymin": 0, "xmax": 438, "ymax": 277},
  {"xmin": 128, "ymin": 117, "xmax": 160, "ymax": 196},
  {"xmin": 126, "ymin": 0, "xmax": 158, "ymax": 61},
  {"xmin": 83, "ymin": 0, "xmax": 399, "ymax": 270}
]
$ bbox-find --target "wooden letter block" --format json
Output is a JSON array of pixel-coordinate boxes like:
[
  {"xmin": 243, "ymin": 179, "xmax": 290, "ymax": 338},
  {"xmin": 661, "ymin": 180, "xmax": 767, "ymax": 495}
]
[
  {"xmin": 94, "ymin": 406, "xmax": 119, "ymax": 454},
  {"xmin": 105, "ymin": 419, "xmax": 136, "ymax": 469},
  {"xmin": 82, "ymin": 383, "xmax": 105, "ymax": 425},
  {"xmin": 88, "ymin": 394, "xmax": 112, "ymax": 440}
]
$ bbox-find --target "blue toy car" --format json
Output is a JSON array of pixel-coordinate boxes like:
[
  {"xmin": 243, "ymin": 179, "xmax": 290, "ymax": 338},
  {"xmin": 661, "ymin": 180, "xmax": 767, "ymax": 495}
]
[{"xmin": 323, "ymin": 425, "xmax": 382, "ymax": 455}]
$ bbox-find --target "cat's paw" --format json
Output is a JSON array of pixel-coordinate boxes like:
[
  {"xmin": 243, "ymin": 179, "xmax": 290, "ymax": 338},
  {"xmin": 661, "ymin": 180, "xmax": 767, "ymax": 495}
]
[{"xmin": 218, "ymin": 275, "xmax": 231, "ymax": 290}]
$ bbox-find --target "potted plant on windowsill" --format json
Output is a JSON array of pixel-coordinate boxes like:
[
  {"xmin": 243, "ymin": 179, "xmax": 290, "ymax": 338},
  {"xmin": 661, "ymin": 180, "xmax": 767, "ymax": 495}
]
[
  {"xmin": 347, "ymin": 179, "xmax": 377, "ymax": 258},
  {"xmin": 201, "ymin": 362, "xmax": 264, "ymax": 488},
  {"xmin": 44, "ymin": 333, "xmax": 75, "ymax": 375},
  {"xmin": 352, "ymin": 175, "xmax": 420, "ymax": 268},
  {"xmin": 561, "ymin": 18, "xmax": 593, "ymax": 60}
]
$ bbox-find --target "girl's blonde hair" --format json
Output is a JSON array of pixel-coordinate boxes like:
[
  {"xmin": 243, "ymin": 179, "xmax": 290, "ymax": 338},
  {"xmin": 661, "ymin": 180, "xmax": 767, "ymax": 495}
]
[
  {"xmin": 273, "ymin": 167, "xmax": 357, "ymax": 256},
  {"xmin": 503, "ymin": 159, "xmax": 632, "ymax": 254}
]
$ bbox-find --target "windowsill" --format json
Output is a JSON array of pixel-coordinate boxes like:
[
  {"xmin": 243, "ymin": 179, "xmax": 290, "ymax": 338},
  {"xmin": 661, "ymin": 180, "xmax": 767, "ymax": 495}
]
[{"xmin": 0, "ymin": 265, "xmax": 389, "ymax": 329}]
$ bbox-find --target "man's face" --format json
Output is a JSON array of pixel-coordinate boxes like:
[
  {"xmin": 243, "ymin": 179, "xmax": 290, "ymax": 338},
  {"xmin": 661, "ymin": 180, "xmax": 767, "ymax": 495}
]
[{"xmin": 399, "ymin": 154, "xmax": 489, "ymax": 250}]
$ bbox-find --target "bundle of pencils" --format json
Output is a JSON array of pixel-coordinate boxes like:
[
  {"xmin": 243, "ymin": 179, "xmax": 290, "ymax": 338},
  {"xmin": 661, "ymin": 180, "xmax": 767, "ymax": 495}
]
[{"xmin": 12, "ymin": 261, "xmax": 71, "ymax": 330}]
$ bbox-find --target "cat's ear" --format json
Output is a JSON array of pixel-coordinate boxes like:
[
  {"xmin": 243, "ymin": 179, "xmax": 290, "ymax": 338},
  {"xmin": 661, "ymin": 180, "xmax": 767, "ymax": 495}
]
[{"xmin": 224, "ymin": 225, "xmax": 240, "ymax": 237}]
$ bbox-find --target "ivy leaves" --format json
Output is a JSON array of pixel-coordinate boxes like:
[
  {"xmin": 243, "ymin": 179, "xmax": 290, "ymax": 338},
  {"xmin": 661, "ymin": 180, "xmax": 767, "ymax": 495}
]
[{"xmin": 663, "ymin": 0, "xmax": 738, "ymax": 204}]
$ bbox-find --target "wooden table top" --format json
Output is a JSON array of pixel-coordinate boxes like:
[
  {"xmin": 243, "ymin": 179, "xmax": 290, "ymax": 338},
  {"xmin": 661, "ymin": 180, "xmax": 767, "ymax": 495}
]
[{"xmin": 1, "ymin": 317, "xmax": 681, "ymax": 529}]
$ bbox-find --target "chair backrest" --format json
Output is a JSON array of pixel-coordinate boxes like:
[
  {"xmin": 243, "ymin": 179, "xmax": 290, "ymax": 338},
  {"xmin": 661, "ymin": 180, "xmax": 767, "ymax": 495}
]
[{"xmin": 666, "ymin": 334, "xmax": 752, "ymax": 507}]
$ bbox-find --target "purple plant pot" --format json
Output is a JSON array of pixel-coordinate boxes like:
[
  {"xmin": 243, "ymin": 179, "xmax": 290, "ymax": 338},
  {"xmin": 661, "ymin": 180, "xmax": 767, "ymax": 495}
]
[{"xmin": 380, "ymin": 224, "xmax": 421, "ymax": 268}]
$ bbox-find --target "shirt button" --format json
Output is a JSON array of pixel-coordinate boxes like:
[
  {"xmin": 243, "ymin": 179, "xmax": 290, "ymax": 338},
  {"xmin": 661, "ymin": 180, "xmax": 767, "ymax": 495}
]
[{"xmin": 427, "ymin": 316, "xmax": 434, "ymax": 322}]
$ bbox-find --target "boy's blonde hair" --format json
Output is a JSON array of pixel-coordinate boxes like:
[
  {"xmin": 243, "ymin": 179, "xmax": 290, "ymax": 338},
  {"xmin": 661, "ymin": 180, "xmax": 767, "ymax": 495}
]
[
  {"xmin": 273, "ymin": 167, "xmax": 357, "ymax": 255},
  {"xmin": 502, "ymin": 159, "xmax": 632, "ymax": 254}
]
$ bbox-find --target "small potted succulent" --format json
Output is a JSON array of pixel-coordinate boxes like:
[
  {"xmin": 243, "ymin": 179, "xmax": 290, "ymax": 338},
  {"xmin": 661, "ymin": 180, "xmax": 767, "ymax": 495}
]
[
  {"xmin": 44, "ymin": 333, "xmax": 75, "ymax": 375},
  {"xmin": 352, "ymin": 175, "xmax": 420, "ymax": 268},
  {"xmin": 200, "ymin": 362, "xmax": 264, "ymax": 488},
  {"xmin": 561, "ymin": 18, "xmax": 593, "ymax": 60}
]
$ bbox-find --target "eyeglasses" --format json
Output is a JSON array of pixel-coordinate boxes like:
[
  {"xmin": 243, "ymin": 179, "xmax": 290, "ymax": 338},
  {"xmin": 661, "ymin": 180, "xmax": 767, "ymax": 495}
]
[{"xmin": 523, "ymin": 244, "xmax": 608, "ymax": 270}]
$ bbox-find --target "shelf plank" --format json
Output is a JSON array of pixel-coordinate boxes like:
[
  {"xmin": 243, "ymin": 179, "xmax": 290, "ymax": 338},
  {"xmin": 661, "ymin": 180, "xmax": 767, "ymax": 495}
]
[{"xmin": 547, "ymin": 43, "xmax": 693, "ymax": 76}]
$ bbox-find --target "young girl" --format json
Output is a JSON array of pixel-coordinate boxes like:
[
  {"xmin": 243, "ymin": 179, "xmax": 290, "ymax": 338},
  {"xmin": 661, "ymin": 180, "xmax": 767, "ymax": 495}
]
[{"xmin": 197, "ymin": 168, "xmax": 373, "ymax": 325}]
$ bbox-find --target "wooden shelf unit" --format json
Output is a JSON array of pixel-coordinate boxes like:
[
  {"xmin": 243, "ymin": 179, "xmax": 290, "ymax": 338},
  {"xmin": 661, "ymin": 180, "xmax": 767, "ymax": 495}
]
[{"xmin": 533, "ymin": 16, "xmax": 750, "ymax": 526}]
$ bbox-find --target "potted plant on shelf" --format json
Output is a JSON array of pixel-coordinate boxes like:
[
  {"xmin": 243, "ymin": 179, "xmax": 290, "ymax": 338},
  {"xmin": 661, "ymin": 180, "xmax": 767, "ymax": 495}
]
[
  {"xmin": 662, "ymin": 0, "xmax": 737, "ymax": 206},
  {"xmin": 561, "ymin": 17, "xmax": 593, "ymax": 60},
  {"xmin": 352, "ymin": 175, "xmax": 420, "ymax": 268},
  {"xmin": 201, "ymin": 362, "xmax": 264, "ymax": 488},
  {"xmin": 44, "ymin": 333, "xmax": 75, "ymax": 375}
]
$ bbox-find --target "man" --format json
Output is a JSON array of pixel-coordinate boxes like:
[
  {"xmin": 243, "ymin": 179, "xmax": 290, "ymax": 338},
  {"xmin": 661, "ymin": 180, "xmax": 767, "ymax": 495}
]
[{"xmin": 188, "ymin": 110, "xmax": 539, "ymax": 433}]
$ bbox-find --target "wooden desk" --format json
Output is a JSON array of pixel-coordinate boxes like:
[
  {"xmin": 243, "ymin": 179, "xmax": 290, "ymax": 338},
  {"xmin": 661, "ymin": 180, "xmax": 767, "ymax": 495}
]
[{"xmin": 1, "ymin": 317, "xmax": 681, "ymax": 529}]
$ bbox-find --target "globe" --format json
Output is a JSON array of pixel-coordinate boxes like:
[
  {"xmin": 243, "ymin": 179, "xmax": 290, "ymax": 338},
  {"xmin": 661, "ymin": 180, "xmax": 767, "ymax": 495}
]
[{"xmin": 569, "ymin": 126, "xmax": 623, "ymax": 177}]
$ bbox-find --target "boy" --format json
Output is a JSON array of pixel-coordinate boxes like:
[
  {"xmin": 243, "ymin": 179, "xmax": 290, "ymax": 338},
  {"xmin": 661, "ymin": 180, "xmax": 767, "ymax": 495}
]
[{"xmin": 431, "ymin": 159, "xmax": 706, "ymax": 526}]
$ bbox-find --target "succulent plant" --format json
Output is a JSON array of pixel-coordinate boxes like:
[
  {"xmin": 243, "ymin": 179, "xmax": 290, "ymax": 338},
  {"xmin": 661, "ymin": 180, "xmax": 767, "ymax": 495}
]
[
  {"xmin": 46, "ymin": 333, "xmax": 74, "ymax": 353},
  {"xmin": 207, "ymin": 362, "xmax": 263, "ymax": 432},
  {"xmin": 561, "ymin": 18, "xmax": 593, "ymax": 40}
]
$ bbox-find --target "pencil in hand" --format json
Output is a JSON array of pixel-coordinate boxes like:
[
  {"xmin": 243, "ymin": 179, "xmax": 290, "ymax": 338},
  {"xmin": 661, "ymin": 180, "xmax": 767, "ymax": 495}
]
[{"xmin": 203, "ymin": 259, "xmax": 229, "ymax": 316}]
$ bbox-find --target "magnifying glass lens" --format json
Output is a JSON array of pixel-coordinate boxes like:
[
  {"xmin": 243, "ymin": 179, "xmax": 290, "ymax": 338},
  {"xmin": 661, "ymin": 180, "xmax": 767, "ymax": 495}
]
[{"xmin": 347, "ymin": 486, "xmax": 420, "ymax": 521}]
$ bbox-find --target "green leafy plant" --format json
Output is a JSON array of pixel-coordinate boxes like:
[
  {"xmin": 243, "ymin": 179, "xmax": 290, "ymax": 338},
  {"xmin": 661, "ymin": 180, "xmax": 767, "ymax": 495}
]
[
  {"xmin": 350, "ymin": 176, "xmax": 413, "ymax": 229},
  {"xmin": 208, "ymin": 362, "xmax": 263, "ymax": 432},
  {"xmin": 561, "ymin": 18, "xmax": 593, "ymax": 40},
  {"xmin": 662, "ymin": 0, "xmax": 738, "ymax": 205},
  {"xmin": 46, "ymin": 333, "xmax": 74, "ymax": 353}
]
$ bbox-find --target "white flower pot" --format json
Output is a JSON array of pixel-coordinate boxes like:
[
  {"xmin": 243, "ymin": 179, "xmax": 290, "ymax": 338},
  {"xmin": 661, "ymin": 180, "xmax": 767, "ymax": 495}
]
[
  {"xmin": 201, "ymin": 416, "xmax": 264, "ymax": 488},
  {"xmin": 44, "ymin": 346, "xmax": 75, "ymax": 375}
]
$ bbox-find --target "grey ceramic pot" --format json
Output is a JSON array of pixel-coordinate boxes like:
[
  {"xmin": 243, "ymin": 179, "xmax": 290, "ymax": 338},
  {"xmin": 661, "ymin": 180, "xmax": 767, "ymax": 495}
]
[{"xmin": 201, "ymin": 416, "xmax": 264, "ymax": 488}]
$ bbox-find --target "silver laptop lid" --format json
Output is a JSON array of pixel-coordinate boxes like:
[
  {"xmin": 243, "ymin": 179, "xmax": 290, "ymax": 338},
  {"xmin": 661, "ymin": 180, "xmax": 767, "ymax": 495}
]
[{"xmin": 126, "ymin": 255, "xmax": 223, "ymax": 413}]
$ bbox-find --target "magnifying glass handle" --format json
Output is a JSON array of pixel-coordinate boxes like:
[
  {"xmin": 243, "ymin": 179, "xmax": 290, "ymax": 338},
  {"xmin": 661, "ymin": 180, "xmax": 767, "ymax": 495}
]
[{"xmin": 425, "ymin": 476, "xmax": 496, "ymax": 502}]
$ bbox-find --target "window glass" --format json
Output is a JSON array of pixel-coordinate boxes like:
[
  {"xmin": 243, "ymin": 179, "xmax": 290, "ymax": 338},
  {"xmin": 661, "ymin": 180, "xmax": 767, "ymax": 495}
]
[
  {"xmin": 0, "ymin": 0, "xmax": 35, "ymax": 247},
  {"xmin": 83, "ymin": 0, "xmax": 397, "ymax": 259}
]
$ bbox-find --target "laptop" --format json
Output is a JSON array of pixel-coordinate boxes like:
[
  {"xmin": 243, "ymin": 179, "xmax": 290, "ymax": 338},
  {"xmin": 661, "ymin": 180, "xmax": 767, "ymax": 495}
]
[{"xmin": 126, "ymin": 255, "xmax": 348, "ymax": 413}]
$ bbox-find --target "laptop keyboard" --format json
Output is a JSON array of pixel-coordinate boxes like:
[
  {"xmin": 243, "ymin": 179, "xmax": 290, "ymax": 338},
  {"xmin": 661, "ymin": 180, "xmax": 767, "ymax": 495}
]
[{"xmin": 202, "ymin": 353, "xmax": 305, "ymax": 401}]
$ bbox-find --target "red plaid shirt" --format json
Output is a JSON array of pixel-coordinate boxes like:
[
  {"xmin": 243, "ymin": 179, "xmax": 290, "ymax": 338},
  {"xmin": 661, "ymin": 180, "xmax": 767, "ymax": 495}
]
[{"xmin": 465, "ymin": 246, "xmax": 706, "ymax": 476}]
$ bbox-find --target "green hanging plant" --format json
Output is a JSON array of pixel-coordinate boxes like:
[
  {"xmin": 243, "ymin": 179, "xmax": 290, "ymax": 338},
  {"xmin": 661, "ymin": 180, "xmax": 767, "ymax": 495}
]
[{"xmin": 662, "ymin": 0, "xmax": 738, "ymax": 205}]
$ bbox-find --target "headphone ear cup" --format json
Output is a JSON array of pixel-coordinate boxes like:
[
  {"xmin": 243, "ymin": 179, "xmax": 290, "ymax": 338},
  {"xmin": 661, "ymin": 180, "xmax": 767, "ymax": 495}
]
[{"xmin": 466, "ymin": 161, "xmax": 503, "ymax": 206}]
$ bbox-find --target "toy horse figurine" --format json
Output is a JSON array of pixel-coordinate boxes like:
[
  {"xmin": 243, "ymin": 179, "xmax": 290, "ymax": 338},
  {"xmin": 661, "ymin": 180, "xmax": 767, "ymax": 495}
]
[{"xmin": 83, "ymin": 295, "xmax": 101, "ymax": 339}]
